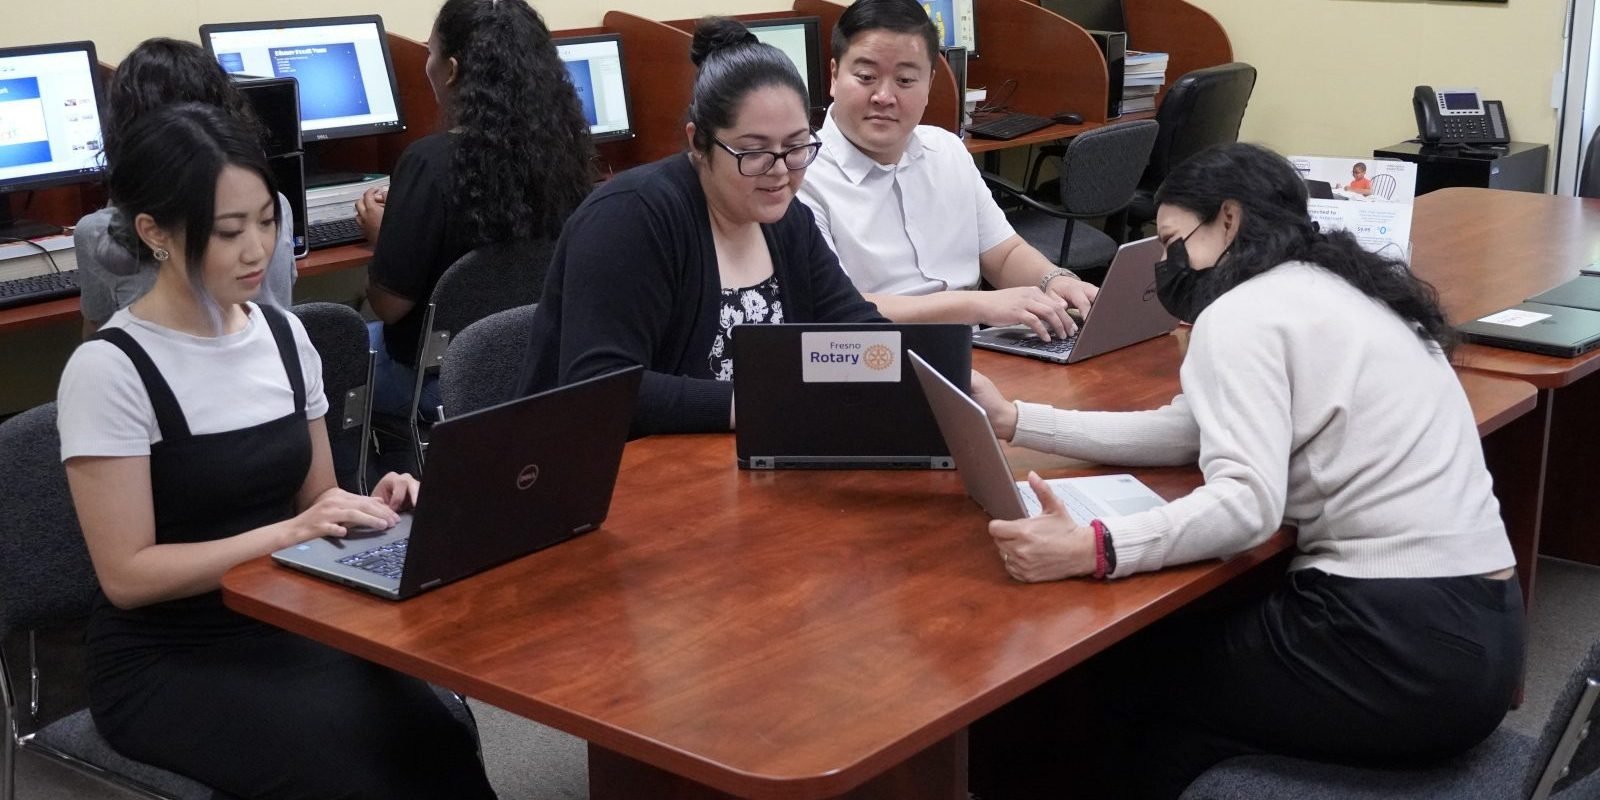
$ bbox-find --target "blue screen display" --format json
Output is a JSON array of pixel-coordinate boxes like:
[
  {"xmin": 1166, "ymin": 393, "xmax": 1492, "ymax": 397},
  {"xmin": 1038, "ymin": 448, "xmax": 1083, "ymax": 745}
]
[
  {"xmin": 564, "ymin": 59, "xmax": 599, "ymax": 127},
  {"xmin": 270, "ymin": 42, "xmax": 370, "ymax": 121}
]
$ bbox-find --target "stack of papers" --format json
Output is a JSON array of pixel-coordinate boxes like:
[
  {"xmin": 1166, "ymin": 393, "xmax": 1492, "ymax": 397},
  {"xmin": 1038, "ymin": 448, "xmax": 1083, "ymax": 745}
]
[{"xmin": 1123, "ymin": 51, "xmax": 1168, "ymax": 113}]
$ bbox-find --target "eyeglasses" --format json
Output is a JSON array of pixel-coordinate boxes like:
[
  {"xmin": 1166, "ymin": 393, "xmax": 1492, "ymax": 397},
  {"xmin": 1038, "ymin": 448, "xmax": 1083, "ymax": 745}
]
[{"xmin": 711, "ymin": 135, "xmax": 823, "ymax": 177}]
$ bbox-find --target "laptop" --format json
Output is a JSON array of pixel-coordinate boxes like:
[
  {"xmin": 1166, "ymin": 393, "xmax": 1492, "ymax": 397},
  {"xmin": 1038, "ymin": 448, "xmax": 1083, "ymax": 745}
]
[
  {"xmin": 972, "ymin": 236, "xmax": 1179, "ymax": 364},
  {"xmin": 1527, "ymin": 276, "xmax": 1600, "ymax": 312},
  {"xmin": 732, "ymin": 323, "xmax": 971, "ymax": 469},
  {"xmin": 1303, "ymin": 179, "xmax": 1339, "ymax": 200},
  {"xmin": 908, "ymin": 351, "xmax": 1167, "ymax": 522},
  {"xmin": 915, "ymin": 353, "xmax": 1164, "ymax": 521},
  {"xmin": 273, "ymin": 366, "xmax": 643, "ymax": 600},
  {"xmin": 1457, "ymin": 302, "xmax": 1600, "ymax": 358}
]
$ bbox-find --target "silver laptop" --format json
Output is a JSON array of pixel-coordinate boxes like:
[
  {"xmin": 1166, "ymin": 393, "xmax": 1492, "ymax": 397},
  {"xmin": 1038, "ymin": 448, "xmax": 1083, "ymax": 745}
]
[
  {"xmin": 972, "ymin": 236, "xmax": 1178, "ymax": 364},
  {"xmin": 908, "ymin": 351, "xmax": 1166, "ymax": 522},
  {"xmin": 272, "ymin": 366, "xmax": 642, "ymax": 600}
]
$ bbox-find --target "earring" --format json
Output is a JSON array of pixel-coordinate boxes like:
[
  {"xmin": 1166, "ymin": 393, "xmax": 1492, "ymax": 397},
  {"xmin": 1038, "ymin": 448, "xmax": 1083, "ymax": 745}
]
[{"xmin": 152, "ymin": 247, "xmax": 171, "ymax": 262}]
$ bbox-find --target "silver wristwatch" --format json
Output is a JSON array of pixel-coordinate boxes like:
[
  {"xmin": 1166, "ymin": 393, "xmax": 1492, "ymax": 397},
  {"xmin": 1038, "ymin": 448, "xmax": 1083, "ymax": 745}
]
[{"xmin": 1039, "ymin": 267, "xmax": 1079, "ymax": 293}]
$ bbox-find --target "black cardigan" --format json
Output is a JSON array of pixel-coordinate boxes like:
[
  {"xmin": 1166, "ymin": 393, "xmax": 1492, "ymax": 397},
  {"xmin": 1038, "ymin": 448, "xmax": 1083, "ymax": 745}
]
[{"xmin": 519, "ymin": 154, "xmax": 884, "ymax": 435}]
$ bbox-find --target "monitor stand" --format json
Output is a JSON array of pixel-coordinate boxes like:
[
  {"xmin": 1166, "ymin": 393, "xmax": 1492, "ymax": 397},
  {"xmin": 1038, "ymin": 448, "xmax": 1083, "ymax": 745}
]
[{"xmin": 0, "ymin": 195, "xmax": 65, "ymax": 241}]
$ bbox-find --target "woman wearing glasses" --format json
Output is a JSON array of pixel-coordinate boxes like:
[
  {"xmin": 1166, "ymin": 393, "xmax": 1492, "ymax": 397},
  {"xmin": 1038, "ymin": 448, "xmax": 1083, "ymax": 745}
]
[{"xmin": 519, "ymin": 17, "xmax": 882, "ymax": 435}]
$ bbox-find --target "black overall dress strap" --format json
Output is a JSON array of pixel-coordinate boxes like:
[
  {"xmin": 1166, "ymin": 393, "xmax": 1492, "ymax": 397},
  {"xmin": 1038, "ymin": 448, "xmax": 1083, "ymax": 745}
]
[
  {"xmin": 89, "ymin": 327, "xmax": 191, "ymax": 440},
  {"xmin": 256, "ymin": 304, "xmax": 307, "ymax": 415}
]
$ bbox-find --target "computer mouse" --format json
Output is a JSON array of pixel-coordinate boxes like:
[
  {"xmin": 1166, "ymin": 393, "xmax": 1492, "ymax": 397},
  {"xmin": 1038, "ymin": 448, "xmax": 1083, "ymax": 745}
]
[{"xmin": 1052, "ymin": 111, "xmax": 1085, "ymax": 125}]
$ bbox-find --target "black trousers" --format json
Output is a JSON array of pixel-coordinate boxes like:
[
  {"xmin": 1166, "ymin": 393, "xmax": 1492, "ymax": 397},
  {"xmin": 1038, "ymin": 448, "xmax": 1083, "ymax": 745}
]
[{"xmin": 973, "ymin": 568, "xmax": 1526, "ymax": 800}]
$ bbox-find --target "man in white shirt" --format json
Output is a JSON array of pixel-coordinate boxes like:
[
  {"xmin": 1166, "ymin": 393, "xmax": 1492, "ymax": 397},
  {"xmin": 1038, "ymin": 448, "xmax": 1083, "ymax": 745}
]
[{"xmin": 797, "ymin": 0, "xmax": 1098, "ymax": 341}]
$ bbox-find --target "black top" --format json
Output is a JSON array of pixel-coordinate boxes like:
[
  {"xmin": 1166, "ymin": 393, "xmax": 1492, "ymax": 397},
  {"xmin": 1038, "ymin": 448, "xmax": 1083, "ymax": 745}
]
[
  {"xmin": 368, "ymin": 133, "xmax": 474, "ymax": 367},
  {"xmin": 519, "ymin": 154, "xmax": 883, "ymax": 436},
  {"xmin": 710, "ymin": 275, "xmax": 784, "ymax": 381}
]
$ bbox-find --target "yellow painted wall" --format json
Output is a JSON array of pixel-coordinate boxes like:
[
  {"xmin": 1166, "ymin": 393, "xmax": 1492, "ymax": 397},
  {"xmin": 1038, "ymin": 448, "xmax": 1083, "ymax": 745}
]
[
  {"xmin": 3, "ymin": 0, "xmax": 1566, "ymax": 158},
  {"xmin": 1187, "ymin": 0, "xmax": 1568, "ymax": 158}
]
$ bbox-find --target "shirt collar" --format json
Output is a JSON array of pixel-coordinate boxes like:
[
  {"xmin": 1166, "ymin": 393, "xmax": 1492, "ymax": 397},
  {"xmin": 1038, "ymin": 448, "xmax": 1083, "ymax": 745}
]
[{"xmin": 820, "ymin": 105, "xmax": 936, "ymax": 186}]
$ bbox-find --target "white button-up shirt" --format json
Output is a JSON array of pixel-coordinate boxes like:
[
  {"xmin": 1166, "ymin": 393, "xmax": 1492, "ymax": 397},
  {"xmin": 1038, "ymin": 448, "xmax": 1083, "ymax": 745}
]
[{"xmin": 798, "ymin": 108, "xmax": 1016, "ymax": 296}]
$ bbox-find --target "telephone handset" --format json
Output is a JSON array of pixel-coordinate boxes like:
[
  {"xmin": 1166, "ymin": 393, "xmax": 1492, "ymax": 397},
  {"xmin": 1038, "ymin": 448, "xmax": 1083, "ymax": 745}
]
[{"xmin": 1413, "ymin": 86, "xmax": 1510, "ymax": 146}]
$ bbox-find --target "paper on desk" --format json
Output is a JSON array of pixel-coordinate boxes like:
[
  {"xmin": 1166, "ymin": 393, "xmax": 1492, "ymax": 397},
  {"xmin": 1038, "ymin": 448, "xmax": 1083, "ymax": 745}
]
[{"xmin": 1477, "ymin": 309, "xmax": 1552, "ymax": 328}]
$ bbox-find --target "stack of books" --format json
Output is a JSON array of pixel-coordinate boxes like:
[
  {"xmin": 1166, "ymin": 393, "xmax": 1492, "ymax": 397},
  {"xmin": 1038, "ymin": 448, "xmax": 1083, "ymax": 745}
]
[{"xmin": 1123, "ymin": 51, "xmax": 1169, "ymax": 113}]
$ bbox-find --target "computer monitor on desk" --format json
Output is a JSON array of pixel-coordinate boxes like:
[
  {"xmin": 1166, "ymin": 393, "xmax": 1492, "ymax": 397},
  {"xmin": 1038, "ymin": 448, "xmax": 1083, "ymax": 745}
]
[
  {"xmin": 200, "ymin": 14, "xmax": 406, "ymax": 187},
  {"xmin": 0, "ymin": 40, "xmax": 106, "ymax": 241},
  {"xmin": 744, "ymin": 17, "xmax": 826, "ymax": 115},
  {"xmin": 923, "ymin": 0, "xmax": 979, "ymax": 56},
  {"xmin": 553, "ymin": 34, "xmax": 634, "ymax": 144},
  {"xmin": 1041, "ymin": 0, "xmax": 1127, "ymax": 37}
]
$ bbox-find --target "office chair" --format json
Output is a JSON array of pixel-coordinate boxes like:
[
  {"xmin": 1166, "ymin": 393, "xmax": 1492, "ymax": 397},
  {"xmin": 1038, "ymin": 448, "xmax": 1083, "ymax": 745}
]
[
  {"xmin": 983, "ymin": 120, "xmax": 1159, "ymax": 284},
  {"xmin": 438, "ymin": 303, "xmax": 539, "ymax": 419},
  {"xmin": 0, "ymin": 403, "xmax": 215, "ymax": 800},
  {"xmin": 395, "ymin": 238, "xmax": 555, "ymax": 469},
  {"xmin": 1578, "ymin": 126, "xmax": 1600, "ymax": 199},
  {"xmin": 1118, "ymin": 63, "xmax": 1257, "ymax": 241},
  {"xmin": 291, "ymin": 302, "xmax": 374, "ymax": 494},
  {"xmin": 1180, "ymin": 639, "xmax": 1600, "ymax": 800},
  {"xmin": 0, "ymin": 404, "xmax": 486, "ymax": 800},
  {"xmin": 1370, "ymin": 173, "xmax": 1399, "ymax": 201}
]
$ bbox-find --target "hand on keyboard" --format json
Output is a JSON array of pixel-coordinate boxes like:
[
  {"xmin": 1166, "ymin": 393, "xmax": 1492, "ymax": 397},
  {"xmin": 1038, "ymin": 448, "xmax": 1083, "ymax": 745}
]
[
  {"xmin": 974, "ymin": 286, "xmax": 1076, "ymax": 341},
  {"xmin": 987, "ymin": 471, "xmax": 1096, "ymax": 583}
]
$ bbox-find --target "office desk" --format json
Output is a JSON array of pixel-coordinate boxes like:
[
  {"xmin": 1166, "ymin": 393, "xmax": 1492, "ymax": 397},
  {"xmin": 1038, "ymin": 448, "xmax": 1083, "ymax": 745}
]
[
  {"xmin": 0, "ymin": 243, "xmax": 373, "ymax": 334},
  {"xmin": 1410, "ymin": 188, "xmax": 1600, "ymax": 567},
  {"xmin": 222, "ymin": 336, "xmax": 1533, "ymax": 800},
  {"xmin": 964, "ymin": 110, "xmax": 1156, "ymax": 156}
]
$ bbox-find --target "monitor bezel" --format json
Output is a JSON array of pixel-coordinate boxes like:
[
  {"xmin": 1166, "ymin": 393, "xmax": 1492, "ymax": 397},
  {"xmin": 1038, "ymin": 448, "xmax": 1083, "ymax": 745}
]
[
  {"xmin": 0, "ymin": 40, "xmax": 107, "ymax": 197},
  {"xmin": 552, "ymin": 33, "xmax": 636, "ymax": 145},
  {"xmin": 199, "ymin": 14, "xmax": 408, "ymax": 143},
  {"xmin": 744, "ymin": 16, "xmax": 828, "ymax": 113}
]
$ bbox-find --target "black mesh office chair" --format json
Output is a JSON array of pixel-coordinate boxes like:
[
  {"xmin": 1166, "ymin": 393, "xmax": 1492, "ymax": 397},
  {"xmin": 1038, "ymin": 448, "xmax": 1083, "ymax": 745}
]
[
  {"xmin": 983, "ymin": 120, "xmax": 1159, "ymax": 285},
  {"xmin": 1119, "ymin": 63, "xmax": 1257, "ymax": 240},
  {"xmin": 1579, "ymin": 126, "xmax": 1600, "ymax": 199},
  {"xmin": 1180, "ymin": 639, "xmax": 1600, "ymax": 800}
]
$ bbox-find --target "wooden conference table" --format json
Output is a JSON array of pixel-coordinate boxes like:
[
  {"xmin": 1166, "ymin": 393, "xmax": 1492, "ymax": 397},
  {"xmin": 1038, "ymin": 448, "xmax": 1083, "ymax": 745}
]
[
  {"xmin": 1409, "ymin": 188, "xmax": 1600, "ymax": 571},
  {"xmin": 223, "ymin": 335, "xmax": 1534, "ymax": 799}
]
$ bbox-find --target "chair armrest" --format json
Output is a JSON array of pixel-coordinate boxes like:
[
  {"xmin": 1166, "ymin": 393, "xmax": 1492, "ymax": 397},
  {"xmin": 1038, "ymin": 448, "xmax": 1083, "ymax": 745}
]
[{"xmin": 981, "ymin": 171, "xmax": 1070, "ymax": 219}]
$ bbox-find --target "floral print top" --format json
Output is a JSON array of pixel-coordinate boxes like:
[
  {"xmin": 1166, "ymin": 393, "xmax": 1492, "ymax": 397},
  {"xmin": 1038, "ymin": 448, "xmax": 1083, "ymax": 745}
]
[{"xmin": 709, "ymin": 275, "xmax": 784, "ymax": 382}]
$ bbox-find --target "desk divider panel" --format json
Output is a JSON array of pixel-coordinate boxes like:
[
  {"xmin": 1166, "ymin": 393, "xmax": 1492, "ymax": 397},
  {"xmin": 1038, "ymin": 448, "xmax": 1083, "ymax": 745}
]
[
  {"xmin": 792, "ymin": 0, "xmax": 961, "ymax": 133},
  {"xmin": 602, "ymin": 12, "xmax": 695, "ymax": 167},
  {"xmin": 968, "ymin": 0, "xmax": 1108, "ymax": 124},
  {"xmin": 1121, "ymin": 0, "xmax": 1232, "ymax": 106}
]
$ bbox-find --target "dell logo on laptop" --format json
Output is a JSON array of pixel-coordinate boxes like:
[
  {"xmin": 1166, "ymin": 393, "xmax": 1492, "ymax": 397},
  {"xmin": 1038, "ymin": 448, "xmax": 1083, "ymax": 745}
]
[{"xmin": 516, "ymin": 464, "xmax": 540, "ymax": 490}]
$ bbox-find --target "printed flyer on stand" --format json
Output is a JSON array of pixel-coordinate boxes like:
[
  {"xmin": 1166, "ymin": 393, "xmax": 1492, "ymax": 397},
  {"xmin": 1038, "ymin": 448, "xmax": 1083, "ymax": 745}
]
[{"xmin": 1288, "ymin": 155, "xmax": 1418, "ymax": 262}]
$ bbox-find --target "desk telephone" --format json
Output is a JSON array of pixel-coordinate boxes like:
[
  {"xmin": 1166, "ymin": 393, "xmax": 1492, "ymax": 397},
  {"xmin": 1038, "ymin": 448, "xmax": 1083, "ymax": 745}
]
[{"xmin": 1413, "ymin": 86, "xmax": 1510, "ymax": 146}]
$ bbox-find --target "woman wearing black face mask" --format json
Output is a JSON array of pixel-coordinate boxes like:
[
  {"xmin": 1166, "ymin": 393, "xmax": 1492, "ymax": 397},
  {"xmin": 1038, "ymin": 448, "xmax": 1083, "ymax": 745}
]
[{"xmin": 966, "ymin": 143, "xmax": 1523, "ymax": 799}]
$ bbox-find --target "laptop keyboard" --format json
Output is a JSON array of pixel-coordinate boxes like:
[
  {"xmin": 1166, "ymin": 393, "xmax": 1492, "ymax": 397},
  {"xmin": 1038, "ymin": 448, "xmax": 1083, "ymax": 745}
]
[
  {"xmin": 1008, "ymin": 333, "xmax": 1079, "ymax": 355},
  {"xmin": 337, "ymin": 539, "xmax": 410, "ymax": 580},
  {"xmin": 1018, "ymin": 483, "xmax": 1096, "ymax": 521}
]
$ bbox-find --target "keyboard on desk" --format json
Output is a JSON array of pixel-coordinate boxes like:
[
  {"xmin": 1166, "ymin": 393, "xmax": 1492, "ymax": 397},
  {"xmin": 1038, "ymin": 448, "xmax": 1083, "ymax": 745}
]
[
  {"xmin": 337, "ymin": 538, "xmax": 409, "ymax": 581},
  {"xmin": 307, "ymin": 218, "xmax": 366, "ymax": 250},
  {"xmin": 0, "ymin": 269, "xmax": 79, "ymax": 312},
  {"xmin": 965, "ymin": 112, "xmax": 1056, "ymax": 141}
]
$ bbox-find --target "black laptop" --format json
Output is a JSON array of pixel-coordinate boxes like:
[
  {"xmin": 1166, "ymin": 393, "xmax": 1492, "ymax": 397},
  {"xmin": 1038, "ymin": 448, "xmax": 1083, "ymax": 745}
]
[
  {"xmin": 1527, "ymin": 276, "xmax": 1600, "ymax": 312},
  {"xmin": 732, "ymin": 323, "xmax": 971, "ymax": 469},
  {"xmin": 1458, "ymin": 302, "xmax": 1600, "ymax": 358},
  {"xmin": 272, "ymin": 366, "xmax": 642, "ymax": 599}
]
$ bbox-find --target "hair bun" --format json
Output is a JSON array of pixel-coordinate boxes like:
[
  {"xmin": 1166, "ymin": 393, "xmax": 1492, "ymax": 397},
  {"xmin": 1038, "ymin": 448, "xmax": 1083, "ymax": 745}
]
[{"xmin": 690, "ymin": 17, "xmax": 758, "ymax": 67}]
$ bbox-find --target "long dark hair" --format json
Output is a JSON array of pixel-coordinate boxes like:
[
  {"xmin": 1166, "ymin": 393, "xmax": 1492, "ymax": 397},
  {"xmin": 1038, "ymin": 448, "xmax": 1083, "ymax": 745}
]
[
  {"xmin": 107, "ymin": 103, "xmax": 280, "ymax": 293},
  {"xmin": 687, "ymin": 17, "xmax": 809, "ymax": 153},
  {"xmin": 101, "ymin": 38, "xmax": 261, "ymax": 169},
  {"xmin": 433, "ymin": 0, "xmax": 594, "ymax": 244},
  {"xmin": 1155, "ymin": 143, "xmax": 1456, "ymax": 354}
]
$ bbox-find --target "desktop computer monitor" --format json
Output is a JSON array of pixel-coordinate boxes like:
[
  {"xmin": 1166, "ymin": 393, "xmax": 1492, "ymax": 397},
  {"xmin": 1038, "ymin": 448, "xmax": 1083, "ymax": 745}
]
[
  {"xmin": 553, "ymin": 34, "xmax": 634, "ymax": 144},
  {"xmin": 1041, "ymin": 0, "xmax": 1128, "ymax": 36},
  {"xmin": 200, "ymin": 15, "xmax": 406, "ymax": 144},
  {"xmin": 923, "ymin": 1, "xmax": 978, "ymax": 56},
  {"xmin": 744, "ymin": 17, "xmax": 826, "ymax": 113},
  {"xmin": 0, "ymin": 40, "xmax": 106, "ymax": 241}
]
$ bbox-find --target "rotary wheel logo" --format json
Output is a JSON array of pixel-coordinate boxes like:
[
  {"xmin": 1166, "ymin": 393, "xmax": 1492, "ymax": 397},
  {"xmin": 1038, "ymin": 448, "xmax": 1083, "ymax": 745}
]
[{"xmin": 863, "ymin": 344, "xmax": 895, "ymax": 371}]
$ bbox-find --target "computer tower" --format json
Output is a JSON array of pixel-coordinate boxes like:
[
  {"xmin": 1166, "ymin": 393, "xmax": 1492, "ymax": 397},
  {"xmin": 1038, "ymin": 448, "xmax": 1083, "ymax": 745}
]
[
  {"xmin": 231, "ymin": 75, "xmax": 307, "ymax": 257},
  {"xmin": 1089, "ymin": 31, "xmax": 1126, "ymax": 119},
  {"xmin": 942, "ymin": 46, "xmax": 969, "ymax": 135}
]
